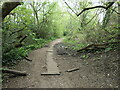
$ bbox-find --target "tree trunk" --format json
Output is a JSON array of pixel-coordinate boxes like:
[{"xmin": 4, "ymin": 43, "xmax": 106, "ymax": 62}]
[{"xmin": 2, "ymin": 1, "xmax": 22, "ymax": 20}]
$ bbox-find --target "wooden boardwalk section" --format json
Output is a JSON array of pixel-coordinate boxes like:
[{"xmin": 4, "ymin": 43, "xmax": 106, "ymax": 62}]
[{"xmin": 41, "ymin": 39, "xmax": 63, "ymax": 75}]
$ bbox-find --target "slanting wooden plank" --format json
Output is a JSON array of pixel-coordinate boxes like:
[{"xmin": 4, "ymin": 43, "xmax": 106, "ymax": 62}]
[{"xmin": 66, "ymin": 68, "xmax": 79, "ymax": 72}]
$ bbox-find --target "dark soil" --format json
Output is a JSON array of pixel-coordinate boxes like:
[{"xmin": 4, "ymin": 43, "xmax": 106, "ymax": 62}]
[
  {"xmin": 54, "ymin": 42, "xmax": 119, "ymax": 88},
  {"xmin": 2, "ymin": 39, "xmax": 119, "ymax": 88}
]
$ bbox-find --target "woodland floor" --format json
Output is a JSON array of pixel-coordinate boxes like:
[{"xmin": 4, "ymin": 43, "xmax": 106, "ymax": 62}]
[{"xmin": 2, "ymin": 39, "xmax": 119, "ymax": 88}]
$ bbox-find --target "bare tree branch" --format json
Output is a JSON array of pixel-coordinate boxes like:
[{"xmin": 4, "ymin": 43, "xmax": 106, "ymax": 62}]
[
  {"xmin": 111, "ymin": 8, "xmax": 120, "ymax": 15},
  {"xmin": 63, "ymin": 0, "xmax": 77, "ymax": 15},
  {"xmin": 85, "ymin": 11, "xmax": 98, "ymax": 25},
  {"xmin": 85, "ymin": 9, "xmax": 104, "ymax": 25},
  {"xmin": 19, "ymin": 35, "xmax": 27, "ymax": 43},
  {"xmin": 30, "ymin": 3, "xmax": 39, "ymax": 25},
  {"xmin": 67, "ymin": 10, "xmax": 74, "ymax": 17},
  {"xmin": 9, "ymin": 26, "xmax": 26, "ymax": 36},
  {"xmin": 77, "ymin": 2, "xmax": 115, "ymax": 16},
  {"xmin": 44, "ymin": 3, "xmax": 56, "ymax": 16}
]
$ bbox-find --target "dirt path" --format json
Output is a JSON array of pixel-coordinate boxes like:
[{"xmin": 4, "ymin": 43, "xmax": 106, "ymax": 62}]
[
  {"xmin": 2, "ymin": 38, "xmax": 119, "ymax": 88},
  {"xmin": 3, "ymin": 38, "xmax": 73, "ymax": 88},
  {"xmin": 41, "ymin": 39, "xmax": 62, "ymax": 75}
]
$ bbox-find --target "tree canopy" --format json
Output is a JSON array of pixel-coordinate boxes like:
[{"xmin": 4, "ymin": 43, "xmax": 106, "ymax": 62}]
[{"xmin": 1, "ymin": 0, "xmax": 119, "ymax": 66}]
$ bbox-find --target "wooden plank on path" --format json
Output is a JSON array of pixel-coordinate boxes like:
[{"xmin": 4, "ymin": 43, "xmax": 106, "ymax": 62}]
[
  {"xmin": 41, "ymin": 72, "xmax": 60, "ymax": 75},
  {"xmin": 41, "ymin": 49, "xmax": 60, "ymax": 75},
  {"xmin": 66, "ymin": 68, "xmax": 79, "ymax": 72}
]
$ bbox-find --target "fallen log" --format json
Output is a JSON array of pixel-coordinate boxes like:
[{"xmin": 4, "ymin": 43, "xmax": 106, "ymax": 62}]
[
  {"xmin": 77, "ymin": 41, "xmax": 120, "ymax": 52},
  {"xmin": 2, "ymin": 68, "xmax": 27, "ymax": 76},
  {"xmin": 77, "ymin": 44, "xmax": 94, "ymax": 52},
  {"xmin": 94, "ymin": 41, "xmax": 120, "ymax": 46}
]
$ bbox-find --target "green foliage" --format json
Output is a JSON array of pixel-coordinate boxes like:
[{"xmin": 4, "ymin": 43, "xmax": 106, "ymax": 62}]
[
  {"xmin": 81, "ymin": 54, "xmax": 89, "ymax": 59},
  {"xmin": 64, "ymin": 35, "xmax": 88, "ymax": 50},
  {"xmin": 2, "ymin": 0, "xmax": 119, "ymax": 66},
  {"xmin": 64, "ymin": 0, "xmax": 119, "ymax": 51},
  {"xmin": 105, "ymin": 47, "xmax": 112, "ymax": 52},
  {"xmin": 2, "ymin": 1, "xmax": 68, "ymax": 66},
  {"xmin": 3, "ymin": 47, "xmax": 27, "ymax": 65},
  {"xmin": 2, "ymin": 37, "xmax": 55, "ymax": 66}
]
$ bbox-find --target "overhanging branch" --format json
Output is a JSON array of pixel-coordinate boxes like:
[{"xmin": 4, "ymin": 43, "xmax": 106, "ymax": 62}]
[
  {"xmin": 2, "ymin": 1, "xmax": 22, "ymax": 20},
  {"xmin": 63, "ymin": 0, "xmax": 77, "ymax": 15},
  {"xmin": 77, "ymin": 2, "xmax": 115, "ymax": 16}
]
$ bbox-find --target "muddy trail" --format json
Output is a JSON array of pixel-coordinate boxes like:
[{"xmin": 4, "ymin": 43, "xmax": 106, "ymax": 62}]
[{"xmin": 2, "ymin": 39, "xmax": 119, "ymax": 88}]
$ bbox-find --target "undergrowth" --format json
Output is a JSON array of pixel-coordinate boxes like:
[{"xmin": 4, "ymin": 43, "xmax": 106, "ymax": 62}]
[
  {"xmin": 2, "ymin": 37, "xmax": 56, "ymax": 66},
  {"xmin": 64, "ymin": 26, "xmax": 119, "ymax": 52}
]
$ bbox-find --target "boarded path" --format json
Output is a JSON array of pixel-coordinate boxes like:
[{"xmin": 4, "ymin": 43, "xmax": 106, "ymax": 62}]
[{"xmin": 41, "ymin": 39, "xmax": 63, "ymax": 75}]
